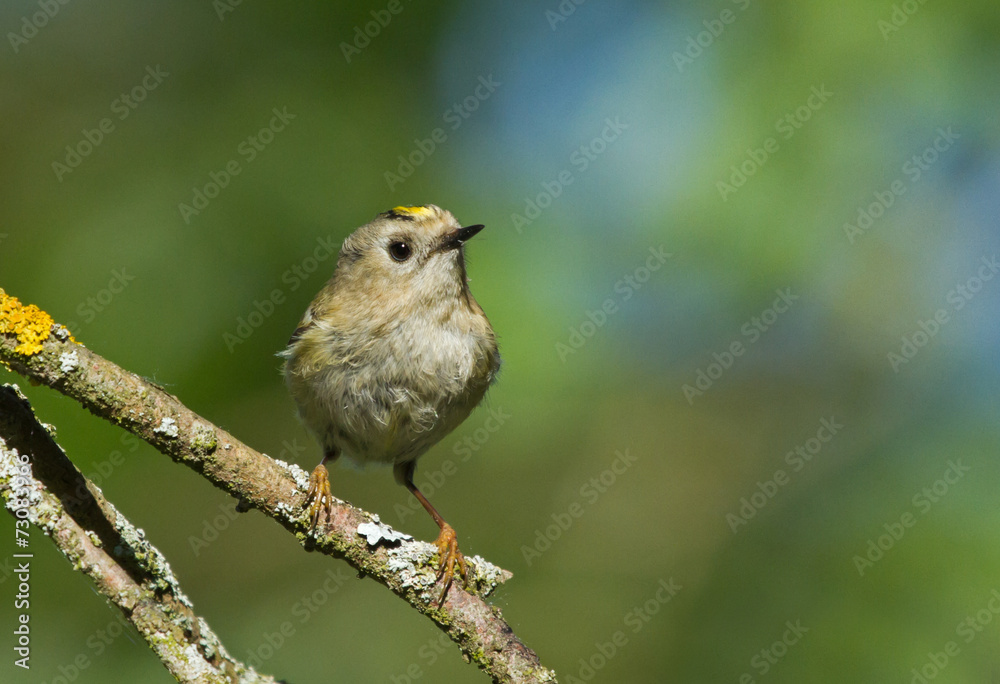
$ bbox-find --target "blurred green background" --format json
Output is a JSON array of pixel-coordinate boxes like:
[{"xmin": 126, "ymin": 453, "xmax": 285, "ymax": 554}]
[{"xmin": 3, "ymin": 1, "xmax": 1000, "ymax": 682}]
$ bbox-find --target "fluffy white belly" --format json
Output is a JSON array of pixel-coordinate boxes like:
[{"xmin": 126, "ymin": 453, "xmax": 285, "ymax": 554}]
[{"xmin": 287, "ymin": 315, "xmax": 497, "ymax": 467}]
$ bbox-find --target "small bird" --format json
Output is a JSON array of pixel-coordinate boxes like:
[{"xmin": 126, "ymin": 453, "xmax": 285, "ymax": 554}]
[{"xmin": 281, "ymin": 205, "xmax": 500, "ymax": 604}]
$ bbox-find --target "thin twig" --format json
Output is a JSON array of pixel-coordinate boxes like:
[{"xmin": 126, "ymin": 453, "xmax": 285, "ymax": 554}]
[{"xmin": 0, "ymin": 289, "xmax": 558, "ymax": 683}]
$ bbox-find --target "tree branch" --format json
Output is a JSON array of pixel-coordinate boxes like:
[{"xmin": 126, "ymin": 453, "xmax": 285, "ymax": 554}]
[
  {"xmin": 0, "ymin": 289, "xmax": 558, "ymax": 683},
  {"xmin": 0, "ymin": 384, "xmax": 280, "ymax": 683}
]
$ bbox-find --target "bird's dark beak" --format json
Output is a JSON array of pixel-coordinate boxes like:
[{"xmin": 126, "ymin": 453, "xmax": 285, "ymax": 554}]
[{"xmin": 438, "ymin": 224, "xmax": 484, "ymax": 251}]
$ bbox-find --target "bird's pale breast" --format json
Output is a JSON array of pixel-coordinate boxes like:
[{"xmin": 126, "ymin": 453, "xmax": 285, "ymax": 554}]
[{"xmin": 285, "ymin": 299, "xmax": 498, "ymax": 468}]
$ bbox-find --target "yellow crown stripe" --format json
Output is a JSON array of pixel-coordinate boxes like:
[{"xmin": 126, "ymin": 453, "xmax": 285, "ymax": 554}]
[{"xmin": 392, "ymin": 205, "xmax": 433, "ymax": 216}]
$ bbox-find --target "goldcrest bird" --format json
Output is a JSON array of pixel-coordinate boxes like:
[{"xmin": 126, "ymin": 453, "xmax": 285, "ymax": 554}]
[{"xmin": 281, "ymin": 204, "xmax": 500, "ymax": 604}]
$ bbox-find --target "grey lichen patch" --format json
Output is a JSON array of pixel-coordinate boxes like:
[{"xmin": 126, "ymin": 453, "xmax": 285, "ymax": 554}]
[
  {"xmin": 273, "ymin": 458, "xmax": 311, "ymax": 492},
  {"xmin": 177, "ymin": 642, "xmax": 214, "ymax": 677},
  {"xmin": 532, "ymin": 666, "xmax": 560, "ymax": 682},
  {"xmin": 273, "ymin": 500, "xmax": 295, "ymax": 521},
  {"xmin": 2, "ymin": 432, "xmax": 78, "ymax": 544},
  {"xmin": 464, "ymin": 554, "xmax": 512, "ymax": 596},
  {"xmin": 153, "ymin": 417, "xmax": 179, "ymax": 439},
  {"xmin": 188, "ymin": 423, "xmax": 218, "ymax": 455},
  {"xmin": 386, "ymin": 540, "xmax": 443, "ymax": 602},
  {"xmin": 357, "ymin": 516, "xmax": 413, "ymax": 545},
  {"xmin": 195, "ymin": 617, "xmax": 224, "ymax": 660},
  {"xmin": 41, "ymin": 420, "xmax": 59, "ymax": 440},
  {"xmin": 1, "ymin": 443, "xmax": 43, "ymax": 517},
  {"xmin": 147, "ymin": 630, "xmax": 224, "ymax": 683},
  {"xmin": 383, "ymin": 538, "xmax": 511, "ymax": 603},
  {"xmin": 51, "ymin": 324, "xmax": 73, "ymax": 342},
  {"xmin": 87, "ymin": 530, "xmax": 103, "ymax": 548},
  {"xmin": 59, "ymin": 350, "xmax": 80, "ymax": 374},
  {"xmin": 111, "ymin": 511, "xmax": 193, "ymax": 608}
]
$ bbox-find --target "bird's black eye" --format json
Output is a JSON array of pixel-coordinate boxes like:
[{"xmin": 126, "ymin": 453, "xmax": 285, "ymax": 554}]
[{"xmin": 388, "ymin": 241, "xmax": 412, "ymax": 262}]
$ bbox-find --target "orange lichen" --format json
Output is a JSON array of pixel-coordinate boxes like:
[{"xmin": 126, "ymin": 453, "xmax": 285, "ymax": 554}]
[{"xmin": 0, "ymin": 288, "xmax": 56, "ymax": 355}]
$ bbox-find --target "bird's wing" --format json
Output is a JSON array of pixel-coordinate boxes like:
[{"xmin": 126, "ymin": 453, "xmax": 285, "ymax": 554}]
[{"xmin": 287, "ymin": 305, "xmax": 317, "ymax": 347}]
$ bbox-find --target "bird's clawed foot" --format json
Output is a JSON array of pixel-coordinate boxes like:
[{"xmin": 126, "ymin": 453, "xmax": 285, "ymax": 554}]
[
  {"xmin": 433, "ymin": 523, "xmax": 469, "ymax": 606},
  {"xmin": 305, "ymin": 463, "xmax": 333, "ymax": 531}
]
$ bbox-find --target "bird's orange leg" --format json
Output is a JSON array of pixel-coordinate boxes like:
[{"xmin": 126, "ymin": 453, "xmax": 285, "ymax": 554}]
[{"xmin": 398, "ymin": 461, "xmax": 468, "ymax": 606}]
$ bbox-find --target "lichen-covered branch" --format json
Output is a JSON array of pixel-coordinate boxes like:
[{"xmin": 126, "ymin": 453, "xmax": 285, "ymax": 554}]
[
  {"xmin": 0, "ymin": 289, "xmax": 557, "ymax": 684},
  {"xmin": 0, "ymin": 384, "xmax": 279, "ymax": 683}
]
